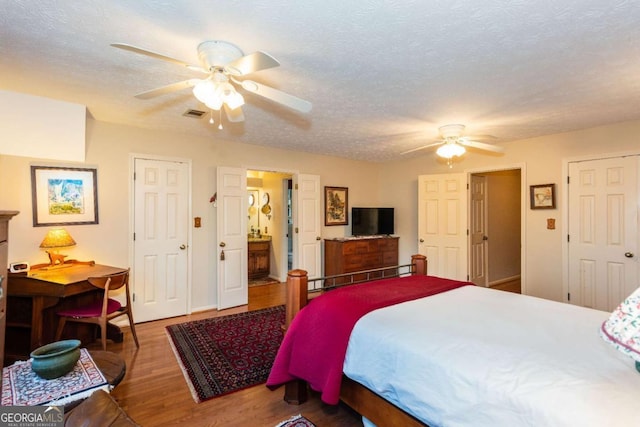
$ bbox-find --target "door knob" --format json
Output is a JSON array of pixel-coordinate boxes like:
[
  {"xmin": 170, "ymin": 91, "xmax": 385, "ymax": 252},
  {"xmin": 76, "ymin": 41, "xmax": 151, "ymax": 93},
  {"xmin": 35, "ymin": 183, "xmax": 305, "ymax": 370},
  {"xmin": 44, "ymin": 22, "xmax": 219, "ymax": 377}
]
[
  {"xmin": 419, "ymin": 238, "xmax": 424, "ymax": 243},
  {"xmin": 316, "ymin": 236, "xmax": 321, "ymax": 241},
  {"xmin": 483, "ymin": 236, "xmax": 489, "ymax": 241},
  {"xmin": 219, "ymin": 242, "xmax": 226, "ymax": 247},
  {"xmin": 625, "ymin": 252, "xmax": 634, "ymax": 258},
  {"xmin": 179, "ymin": 244, "xmax": 186, "ymax": 250}
]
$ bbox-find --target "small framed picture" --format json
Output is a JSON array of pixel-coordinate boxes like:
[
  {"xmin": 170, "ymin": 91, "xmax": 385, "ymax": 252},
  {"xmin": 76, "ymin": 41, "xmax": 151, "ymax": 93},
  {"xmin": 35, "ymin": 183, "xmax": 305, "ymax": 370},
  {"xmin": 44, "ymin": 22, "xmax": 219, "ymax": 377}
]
[
  {"xmin": 324, "ymin": 186, "xmax": 348, "ymax": 226},
  {"xmin": 31, "ymin": 165, "xmax": 99, "ymax": 226},
  {"xmin": 530, "ymin": 183, "xmax": 555, "ymax": 209}
]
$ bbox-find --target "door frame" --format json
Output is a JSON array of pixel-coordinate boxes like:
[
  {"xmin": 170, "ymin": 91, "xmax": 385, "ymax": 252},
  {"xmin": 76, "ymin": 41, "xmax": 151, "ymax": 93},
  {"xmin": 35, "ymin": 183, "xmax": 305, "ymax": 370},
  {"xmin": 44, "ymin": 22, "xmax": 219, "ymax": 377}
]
[
  {"xmin": 561, "ymin": 149, "xmax": 640, "ymax": 304},
  {"xmin": 245, "ymin": 166, "xmax": 298, "ymax": 283},
  {"xmin": 128, "ymin": 153, "xmax": 193, "ymax": 316},
  {"xmin": 465, "ymin": 163, "xmax": 526, "ymax": 294}
]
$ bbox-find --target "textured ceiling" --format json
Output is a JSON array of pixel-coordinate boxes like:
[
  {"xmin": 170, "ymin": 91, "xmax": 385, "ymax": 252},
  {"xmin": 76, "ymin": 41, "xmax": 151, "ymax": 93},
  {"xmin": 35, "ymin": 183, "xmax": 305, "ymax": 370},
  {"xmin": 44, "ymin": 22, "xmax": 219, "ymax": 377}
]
[{"xmin": 1, "ymin": 1, "xmax": 639, "ymax": 162}]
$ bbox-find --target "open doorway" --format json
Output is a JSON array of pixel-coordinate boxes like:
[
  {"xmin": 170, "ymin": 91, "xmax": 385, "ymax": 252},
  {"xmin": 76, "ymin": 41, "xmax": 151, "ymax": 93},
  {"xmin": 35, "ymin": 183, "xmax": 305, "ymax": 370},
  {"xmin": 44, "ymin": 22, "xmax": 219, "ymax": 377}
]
[
  {"xmin": 246, "ymin": 170, "xmax": 293, "ymax": 292},
  {"xmin": 469, "ymin": 168, "xmax": 522, "ymax": 293}
]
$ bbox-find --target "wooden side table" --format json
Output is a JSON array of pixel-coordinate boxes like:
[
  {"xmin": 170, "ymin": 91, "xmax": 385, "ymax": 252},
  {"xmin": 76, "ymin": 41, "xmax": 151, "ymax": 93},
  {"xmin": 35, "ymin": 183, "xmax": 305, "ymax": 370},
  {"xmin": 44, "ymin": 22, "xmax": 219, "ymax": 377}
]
[
  {"xmin": 90, "ymin": 350, "xmax": 126, "ymax": 388},
  {"xmin": 64, "ymin": 351, "xmax": 126, "ymax": 411}
]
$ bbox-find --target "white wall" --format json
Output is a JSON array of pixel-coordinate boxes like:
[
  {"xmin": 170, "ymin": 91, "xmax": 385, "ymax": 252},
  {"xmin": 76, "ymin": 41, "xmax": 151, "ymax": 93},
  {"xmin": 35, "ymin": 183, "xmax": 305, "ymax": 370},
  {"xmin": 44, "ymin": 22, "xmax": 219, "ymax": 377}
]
[
  {"xmin": 2, "ymin": 116, "xmax": 639, "ymax": 311},
  {"xmin": 0, "ymin": 91, "xmax": 86, "ymax": 162},
  {"xmin": 380, "ymin": 120, "xmax": 640, "ymax": 302},
  {"xmin": 0, "ymin": 118, "xmax": 380, "ymax": 312}
]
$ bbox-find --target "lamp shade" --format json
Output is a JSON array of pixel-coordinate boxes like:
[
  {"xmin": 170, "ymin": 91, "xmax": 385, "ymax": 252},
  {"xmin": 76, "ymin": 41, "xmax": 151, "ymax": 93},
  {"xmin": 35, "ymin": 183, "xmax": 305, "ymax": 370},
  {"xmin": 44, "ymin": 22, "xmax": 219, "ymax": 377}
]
[
  {"xmin": 436, "ymin": 143, "xmax": 466, "ymax": 159},
  {"xmin": 39, "ymin": 228, "xmax": 76, "ymax": 249},
  {"xmin": 600, "ymin": 286, "xmax": 640, "ymax": 368}
]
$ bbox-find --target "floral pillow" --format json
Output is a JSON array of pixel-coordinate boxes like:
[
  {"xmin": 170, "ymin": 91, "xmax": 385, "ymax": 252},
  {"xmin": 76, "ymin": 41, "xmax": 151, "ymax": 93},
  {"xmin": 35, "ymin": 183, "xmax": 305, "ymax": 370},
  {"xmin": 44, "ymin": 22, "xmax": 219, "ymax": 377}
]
[{"xmin": 600, "ymin": 286, "xmax": 640, "ymax": 363}]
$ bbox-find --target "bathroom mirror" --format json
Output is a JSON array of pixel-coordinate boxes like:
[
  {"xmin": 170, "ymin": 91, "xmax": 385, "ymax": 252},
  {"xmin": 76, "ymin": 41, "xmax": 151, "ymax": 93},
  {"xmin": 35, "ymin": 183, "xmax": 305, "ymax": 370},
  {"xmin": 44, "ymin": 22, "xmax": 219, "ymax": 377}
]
[{"xmin": 248, "ymin": 189, "xmax": 259, "ymax": 232}]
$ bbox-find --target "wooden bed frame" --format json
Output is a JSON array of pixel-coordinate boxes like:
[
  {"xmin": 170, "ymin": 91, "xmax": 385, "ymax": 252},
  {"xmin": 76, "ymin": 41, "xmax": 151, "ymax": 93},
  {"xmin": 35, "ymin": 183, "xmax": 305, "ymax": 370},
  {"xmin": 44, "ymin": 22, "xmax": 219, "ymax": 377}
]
[{"xmin": 282, "ymin": 254, "xmax": 429, "ymax": 427}]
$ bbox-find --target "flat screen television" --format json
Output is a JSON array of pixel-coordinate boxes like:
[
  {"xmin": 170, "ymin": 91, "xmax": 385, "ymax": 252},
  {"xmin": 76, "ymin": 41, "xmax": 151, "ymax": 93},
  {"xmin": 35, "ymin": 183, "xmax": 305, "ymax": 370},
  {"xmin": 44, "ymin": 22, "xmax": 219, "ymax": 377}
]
[{"xmin": 351, "ymin": 207, "xmax": 394, "ymax": 236}]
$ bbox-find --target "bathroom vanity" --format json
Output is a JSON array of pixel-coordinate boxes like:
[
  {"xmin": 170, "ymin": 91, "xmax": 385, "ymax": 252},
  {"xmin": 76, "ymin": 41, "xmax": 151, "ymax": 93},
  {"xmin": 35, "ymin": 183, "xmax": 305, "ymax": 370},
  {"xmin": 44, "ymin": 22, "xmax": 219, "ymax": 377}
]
[{"xmin": 248, "ymin": 237, "xmax": 271, "ymax": 279}]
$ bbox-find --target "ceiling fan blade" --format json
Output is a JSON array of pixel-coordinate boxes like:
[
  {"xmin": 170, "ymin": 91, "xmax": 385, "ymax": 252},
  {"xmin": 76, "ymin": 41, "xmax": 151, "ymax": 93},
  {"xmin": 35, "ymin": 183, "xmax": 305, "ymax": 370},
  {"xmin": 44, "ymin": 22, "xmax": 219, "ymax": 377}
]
[
  {"xmin": 134, "ymin": 79, "xmax": 201, "ymax": 99},
  {"xmin": 459, "ymin": 139, "xmax": 505, "ymax": 153},
  {"xmin": 239, "ymin": 80, "xmax": 312, "ymax": 113},
  {"xmin": 401, "ymin": 141, "xmax": 443, "ymax": 155},
  {"xmin": 111, "ymin": 43, "xmax": 206, "ymax": 73},
  {"xmin": 224, "ymin": 104, "xmax": 245, "ymax": 122},
  {"xmin": 225, "ymin": 51, "xmax": 280, "ymax": 76}
]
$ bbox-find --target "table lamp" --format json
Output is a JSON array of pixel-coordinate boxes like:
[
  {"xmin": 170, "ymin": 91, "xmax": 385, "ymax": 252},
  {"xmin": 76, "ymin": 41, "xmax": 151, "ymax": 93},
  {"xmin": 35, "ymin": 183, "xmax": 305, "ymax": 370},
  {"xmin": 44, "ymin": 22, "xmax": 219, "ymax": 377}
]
[
  {"xmin": 600, "ymin": 286, "xmax": 640, "ymax": 373},
  {"xmin": 39, "ymin": 228, "xmax": 76, "ymax": 268}
]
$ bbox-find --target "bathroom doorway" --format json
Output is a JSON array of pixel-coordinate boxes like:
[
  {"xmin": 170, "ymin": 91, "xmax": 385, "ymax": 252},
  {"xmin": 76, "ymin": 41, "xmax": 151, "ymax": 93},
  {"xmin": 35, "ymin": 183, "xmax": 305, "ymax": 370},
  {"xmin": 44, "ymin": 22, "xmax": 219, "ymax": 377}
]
[{"xmin": 246, "ymin": 170, "xmax": 293, "ymax": 288}]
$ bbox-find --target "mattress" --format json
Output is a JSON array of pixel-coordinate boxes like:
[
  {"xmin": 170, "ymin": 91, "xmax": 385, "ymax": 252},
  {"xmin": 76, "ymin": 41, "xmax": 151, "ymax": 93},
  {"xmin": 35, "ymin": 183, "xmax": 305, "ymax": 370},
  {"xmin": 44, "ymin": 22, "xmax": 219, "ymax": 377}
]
[{"xmin": 343, "ymin": 286, "xmax": 640, "ymax": 427}]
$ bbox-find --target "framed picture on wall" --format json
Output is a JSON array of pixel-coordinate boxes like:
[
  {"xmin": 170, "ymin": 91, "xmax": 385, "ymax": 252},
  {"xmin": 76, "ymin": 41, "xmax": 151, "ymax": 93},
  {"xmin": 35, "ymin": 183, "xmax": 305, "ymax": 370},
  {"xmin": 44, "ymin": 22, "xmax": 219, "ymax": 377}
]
[
  {"xmin": 324, "ymin": 186, "xmax": 348, "ymax": 226},
  {"xmin": 31, "ymin": 165, "xmax": 99, "ymax": 226},
  {"xmin": 530, "ymin": 183, "xmax": 555, "ymax": 209}
]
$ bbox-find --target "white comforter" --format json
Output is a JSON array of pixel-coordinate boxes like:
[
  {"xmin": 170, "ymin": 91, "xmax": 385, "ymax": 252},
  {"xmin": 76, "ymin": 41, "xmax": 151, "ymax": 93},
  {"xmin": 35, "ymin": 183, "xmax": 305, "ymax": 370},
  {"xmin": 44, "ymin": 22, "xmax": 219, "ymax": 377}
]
[{"xmin": 343, "ymin": 285, "xmax": 640, "ymax": 427}]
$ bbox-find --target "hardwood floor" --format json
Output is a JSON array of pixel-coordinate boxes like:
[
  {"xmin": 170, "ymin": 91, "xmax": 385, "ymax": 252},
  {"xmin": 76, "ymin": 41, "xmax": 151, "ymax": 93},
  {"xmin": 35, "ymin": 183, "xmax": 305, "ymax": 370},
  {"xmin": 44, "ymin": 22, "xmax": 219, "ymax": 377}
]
[
  {"xmin": 87, "ymin": 283, "xmax": 363, "ymax": 426},
  {"xmin": 489, "ymin": 278, "xmax": 521, "ymax": 294}
]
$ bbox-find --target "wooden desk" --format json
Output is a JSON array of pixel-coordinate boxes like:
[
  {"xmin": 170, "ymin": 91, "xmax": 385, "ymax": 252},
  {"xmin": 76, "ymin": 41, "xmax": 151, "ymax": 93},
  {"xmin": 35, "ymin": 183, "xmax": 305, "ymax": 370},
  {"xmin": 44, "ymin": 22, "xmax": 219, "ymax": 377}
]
[{"xmin": 5, "ymin": 263, "xmax": 127, "ymax": 365}]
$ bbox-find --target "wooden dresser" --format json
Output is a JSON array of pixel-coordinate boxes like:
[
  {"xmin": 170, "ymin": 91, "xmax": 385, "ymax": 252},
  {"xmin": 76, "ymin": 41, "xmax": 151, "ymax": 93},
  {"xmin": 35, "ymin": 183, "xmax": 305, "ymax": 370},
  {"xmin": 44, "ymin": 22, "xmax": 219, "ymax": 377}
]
[
  {"xmin": 324, "ymin": 236, "xmax": 399, "ymax": 283},
  {"xmin": 0, "ymin": 211, "xmax": 19, "ymax": 366}
]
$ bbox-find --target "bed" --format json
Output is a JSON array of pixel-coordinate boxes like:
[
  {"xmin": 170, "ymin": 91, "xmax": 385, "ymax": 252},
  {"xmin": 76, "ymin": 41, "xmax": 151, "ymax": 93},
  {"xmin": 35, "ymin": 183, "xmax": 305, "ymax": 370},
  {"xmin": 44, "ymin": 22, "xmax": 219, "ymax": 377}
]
[{"xmin": 266, "ymin": 255, "xmax": 640, "ymax": 427}]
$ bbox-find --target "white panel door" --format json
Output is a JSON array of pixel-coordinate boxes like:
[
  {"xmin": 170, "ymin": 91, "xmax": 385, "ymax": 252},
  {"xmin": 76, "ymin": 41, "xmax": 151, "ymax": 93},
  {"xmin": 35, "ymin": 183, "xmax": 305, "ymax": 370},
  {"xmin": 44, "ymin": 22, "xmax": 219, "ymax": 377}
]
[
  {"xmin": 133, "ymin": 158, "xmax": 189, "ymax": 322},
  {"xmin": 470, "ymin": 174, "xmax": 488, "ymax": 286},
  {"xmin": 294, "ymin": 174, "xmax": 321, "ymax": 279},
  {"xmin": 568, "ymin": 156, "xmax": 639, "ymax": 311},
  {"xmin": 418, "ymin": 173, "xmax": 468, "ymax": 280},
  {"xmin": 217, "ymin": 167, "xmax": 247, "ymax": 310}
]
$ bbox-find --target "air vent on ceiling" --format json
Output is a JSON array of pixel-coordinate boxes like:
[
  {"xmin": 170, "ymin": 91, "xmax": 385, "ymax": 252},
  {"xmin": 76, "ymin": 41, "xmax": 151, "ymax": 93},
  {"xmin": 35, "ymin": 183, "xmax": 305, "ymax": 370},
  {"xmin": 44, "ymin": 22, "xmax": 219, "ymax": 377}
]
[{"xmin": 183, "ymin": 109, "xmax": 206, "ymax": 119}]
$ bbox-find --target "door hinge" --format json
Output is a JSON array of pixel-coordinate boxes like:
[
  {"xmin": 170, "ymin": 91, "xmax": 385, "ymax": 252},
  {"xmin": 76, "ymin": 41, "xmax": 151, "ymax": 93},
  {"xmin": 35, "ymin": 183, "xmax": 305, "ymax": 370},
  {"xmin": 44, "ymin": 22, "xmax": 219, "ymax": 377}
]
[
  {"xmin": 133, "ymin": 233, "xmax": 136, "ymax": 241},
  {"xmin": 133, "ymin": 293, "xmax": 136, "ymax": 302},
  {"xmin": 133, "ymin": 172, "xmax": 136, "ymax": 180},
  {"xmin": 466, "ymin": 229, "xmax": 469, "ymax": 236},
  {"xmin": 567, "ymin": 175, "xmax": 570, "ymax": 184},
  {"xmin": 567, "ymin": 234, "xmax": 570, "ymax": 242},
  {"xmin": 295, "ymin": 183, "xmax": 298, "ymax": 190},
  {"xmin": 466, "ymin": 183, "xmax": 469, "ymax": 190},
  {"xmin": 567, "ymin": 292, "xmax": 571, "ymax": 301}
]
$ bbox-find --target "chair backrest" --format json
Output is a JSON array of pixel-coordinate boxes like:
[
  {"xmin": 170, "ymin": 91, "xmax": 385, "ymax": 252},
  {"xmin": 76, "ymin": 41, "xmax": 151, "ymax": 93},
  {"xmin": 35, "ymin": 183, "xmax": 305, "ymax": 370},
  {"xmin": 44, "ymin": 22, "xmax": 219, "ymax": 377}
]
[{"xmin": 88, "ymin": 269, "xmax": 130, "ymax": 293}]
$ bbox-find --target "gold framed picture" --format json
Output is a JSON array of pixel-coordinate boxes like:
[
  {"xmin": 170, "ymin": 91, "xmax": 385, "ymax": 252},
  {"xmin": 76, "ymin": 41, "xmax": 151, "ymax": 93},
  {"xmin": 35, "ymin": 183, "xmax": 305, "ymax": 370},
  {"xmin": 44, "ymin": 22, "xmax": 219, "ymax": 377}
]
[
  {"xmin": 324, "ymin": 186, "xmax": 348, "ymax": 226},
  {"xmin": 530, "ymin": 183, "xmax": 555, "ymax": 209}
]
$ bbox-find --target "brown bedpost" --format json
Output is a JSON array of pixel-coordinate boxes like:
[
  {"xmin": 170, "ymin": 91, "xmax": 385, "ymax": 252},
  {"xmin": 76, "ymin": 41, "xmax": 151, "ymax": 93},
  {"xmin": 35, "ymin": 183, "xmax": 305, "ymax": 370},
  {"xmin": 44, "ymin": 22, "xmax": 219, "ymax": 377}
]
[
  {"xmin": 284, "ymin": 269, "xmax": 309, "ymax": 404},
  {"xmin": 285, "ymin": 269, "xmax": 308, "ymax": 330},
  {"xmin": 411, "ymin": 254, "xmax": 427, "ymax": 276}
]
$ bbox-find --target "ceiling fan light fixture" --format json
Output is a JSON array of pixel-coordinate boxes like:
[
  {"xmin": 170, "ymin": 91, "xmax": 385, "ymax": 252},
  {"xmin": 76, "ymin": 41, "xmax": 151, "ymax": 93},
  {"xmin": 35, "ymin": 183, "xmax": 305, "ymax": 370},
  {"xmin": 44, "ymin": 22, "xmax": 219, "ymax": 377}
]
[
  {"xmin": 225, "ymin": 90, "xmax": 244, "ymax": 110},
  {"xmin": 193, "ymin": 79, "xmax": 244, "ymax": 112},
  {"xmin": 436, "ymin": 142, "xmax": 466, "ymax": 159},
  {"xmin": 193, "ymin": 79, "xmax": 216, "ymax": 104}
]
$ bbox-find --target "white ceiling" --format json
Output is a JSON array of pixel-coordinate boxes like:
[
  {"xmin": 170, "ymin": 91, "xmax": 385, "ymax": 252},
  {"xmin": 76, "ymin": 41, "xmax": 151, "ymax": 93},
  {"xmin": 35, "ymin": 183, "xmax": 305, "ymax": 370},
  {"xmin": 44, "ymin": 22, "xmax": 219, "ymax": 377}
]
[{"xmin": 1, "ymin": 1, "xmax": 639, "ymax": 162}]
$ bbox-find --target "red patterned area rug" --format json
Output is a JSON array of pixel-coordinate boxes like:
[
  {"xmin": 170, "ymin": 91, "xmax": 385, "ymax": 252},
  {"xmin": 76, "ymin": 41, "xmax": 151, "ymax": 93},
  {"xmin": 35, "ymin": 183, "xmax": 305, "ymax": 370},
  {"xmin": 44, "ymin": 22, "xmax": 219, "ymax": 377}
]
[
  {"xmin": 275, "ymin": 414, "xmax": 316, "ymax": 427},
  {"xmin": 166, "ymin": 305, "xmax": 285, "ymax": 403}
]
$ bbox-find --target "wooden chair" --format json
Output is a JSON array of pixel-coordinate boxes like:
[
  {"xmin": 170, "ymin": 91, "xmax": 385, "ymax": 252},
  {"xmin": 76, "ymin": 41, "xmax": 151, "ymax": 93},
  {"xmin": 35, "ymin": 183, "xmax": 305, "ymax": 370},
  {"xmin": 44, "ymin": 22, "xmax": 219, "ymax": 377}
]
[{"xmin": 55, "ymin": 269, "xmax": 140, "ymax": 350}]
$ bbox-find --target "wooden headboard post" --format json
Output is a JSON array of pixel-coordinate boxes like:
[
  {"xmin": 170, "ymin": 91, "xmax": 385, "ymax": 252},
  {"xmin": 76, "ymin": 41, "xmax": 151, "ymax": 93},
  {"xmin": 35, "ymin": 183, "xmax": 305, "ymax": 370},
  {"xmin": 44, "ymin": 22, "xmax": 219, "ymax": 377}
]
[
  {"xmin": 285, "ymin": 269, "xmax": 308, "ymax": 330},
  {"xmin": 284, "ymin": 269, "xmax": 309, "ymax": 404},
  {"xmin": 411, "ymin": 254, "xmax": 427, "ymax": 276}
]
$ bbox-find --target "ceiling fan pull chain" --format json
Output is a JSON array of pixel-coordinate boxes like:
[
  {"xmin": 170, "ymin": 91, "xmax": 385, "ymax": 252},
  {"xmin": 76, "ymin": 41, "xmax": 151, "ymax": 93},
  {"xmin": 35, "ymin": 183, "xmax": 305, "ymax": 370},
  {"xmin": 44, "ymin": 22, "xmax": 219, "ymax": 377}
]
[
  {"xmin": 209, "ymin": 110, "xmax": 215, "ymax": 125},
  {"xmin": 218, "ymin": 109, "xmax": 223, "ymax": 130}
]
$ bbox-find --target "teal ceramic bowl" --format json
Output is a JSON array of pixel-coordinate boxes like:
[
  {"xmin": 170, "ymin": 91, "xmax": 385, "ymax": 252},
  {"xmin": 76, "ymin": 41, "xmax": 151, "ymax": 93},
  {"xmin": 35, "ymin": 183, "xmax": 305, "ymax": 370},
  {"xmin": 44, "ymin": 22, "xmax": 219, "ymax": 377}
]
[{"xmin": 30, "ymin": 339, "xmax": 81, "ymax": 380}]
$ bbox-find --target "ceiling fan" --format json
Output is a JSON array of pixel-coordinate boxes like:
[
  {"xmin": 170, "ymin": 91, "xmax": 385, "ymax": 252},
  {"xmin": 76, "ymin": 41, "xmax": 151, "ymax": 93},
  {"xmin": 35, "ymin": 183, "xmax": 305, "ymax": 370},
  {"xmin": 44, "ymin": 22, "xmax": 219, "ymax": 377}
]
[
  {"xmin": 111, "ymin": 40, "xmax": 312, "ymax": 128},
  {"xmin": 401, "ymin": 124, "xmax": 504, "ymax": 166}
]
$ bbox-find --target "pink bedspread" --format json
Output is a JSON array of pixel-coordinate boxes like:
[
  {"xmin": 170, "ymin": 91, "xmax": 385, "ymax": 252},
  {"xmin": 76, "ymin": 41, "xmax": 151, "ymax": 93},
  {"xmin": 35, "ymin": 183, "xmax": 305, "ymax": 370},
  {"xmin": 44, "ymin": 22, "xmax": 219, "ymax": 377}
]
[{"xmin": 266, "ymin": 274, "xmax": 470, "ymax": 404}]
